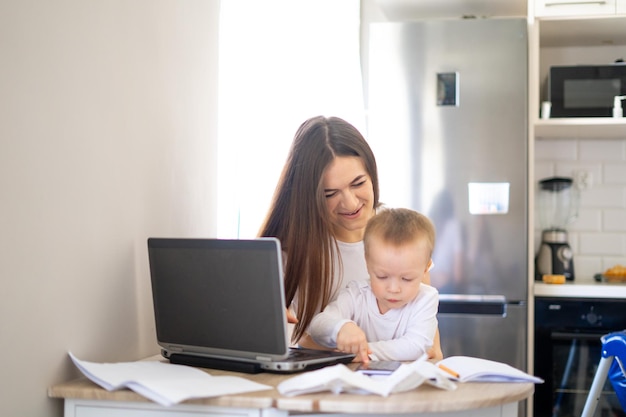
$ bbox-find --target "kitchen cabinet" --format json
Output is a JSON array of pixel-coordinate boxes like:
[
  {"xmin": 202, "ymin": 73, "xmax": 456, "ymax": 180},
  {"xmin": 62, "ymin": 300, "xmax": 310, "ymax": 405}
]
[
  {"xmin": 534, "ymin": 0, "xmax": 617, "ymax": 17},
  {"xmin": 528, "ymin": 5, "xmax": 626, "ymax": 140}
]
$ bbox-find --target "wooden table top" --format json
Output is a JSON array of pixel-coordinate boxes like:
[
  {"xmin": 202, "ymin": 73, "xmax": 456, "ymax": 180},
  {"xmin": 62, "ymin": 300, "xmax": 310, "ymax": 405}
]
[{"xmin": 48, "ymin": 361, "xmax": 534, "ymax": 414}]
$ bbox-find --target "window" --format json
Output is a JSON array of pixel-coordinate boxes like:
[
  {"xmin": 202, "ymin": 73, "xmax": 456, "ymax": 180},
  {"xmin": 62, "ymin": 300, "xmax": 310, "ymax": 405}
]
[{"xmin": 217, "ymin": 0, "xmax": 365, "ymax": 238}]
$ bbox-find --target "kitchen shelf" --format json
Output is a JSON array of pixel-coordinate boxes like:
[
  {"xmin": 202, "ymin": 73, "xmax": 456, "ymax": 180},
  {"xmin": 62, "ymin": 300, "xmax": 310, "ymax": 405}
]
[
  {"xmin": 539, "ymin": 15, "xmax": 626, "ymax": 47},
  {"xmin": 534, "ymin": 117, "xmax": 626, "ymax": 139},
  {"xmin": 531, "ymin": 12, "xmax": 626, "ymax": 141}
]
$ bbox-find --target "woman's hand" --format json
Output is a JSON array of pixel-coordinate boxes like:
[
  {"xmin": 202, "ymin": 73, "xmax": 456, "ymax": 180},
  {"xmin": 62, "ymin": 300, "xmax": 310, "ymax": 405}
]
[
  {"xmin": 297, "ymin": 333, "xmax": 330, "ymax": 350},
  {"xmin": 422, "ymin": 269, "xmax": 444, "ymax": 361},
  {"xmin": 286, "ymin": 308, "xmax": 298, "ymax": 324},
  {"xmin": 428, "ymin": 329, "xmax": 444, "ymax": 361},
  {"xmin": 336, "ymin": 322, "xmax": 371, "ymax": 363}
]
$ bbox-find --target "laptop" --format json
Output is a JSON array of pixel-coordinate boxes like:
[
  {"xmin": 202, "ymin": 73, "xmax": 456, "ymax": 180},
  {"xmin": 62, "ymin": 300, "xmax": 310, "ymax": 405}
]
[{"xmin": 147, "ymin": 237, "xmax": 355, "ymax": 373}]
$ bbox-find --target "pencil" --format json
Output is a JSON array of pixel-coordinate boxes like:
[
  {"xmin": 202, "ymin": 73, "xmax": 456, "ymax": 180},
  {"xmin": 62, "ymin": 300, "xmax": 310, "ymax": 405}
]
[{"xmin": 438, "ymin": 363, "xmax": 460, "ymax": 378}]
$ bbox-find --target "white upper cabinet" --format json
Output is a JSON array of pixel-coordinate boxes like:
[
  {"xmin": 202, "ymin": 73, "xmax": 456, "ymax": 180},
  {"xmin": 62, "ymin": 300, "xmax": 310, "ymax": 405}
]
[{"xmin": 535, "ymin": 0, "xmax": 617, "ymax": 17}]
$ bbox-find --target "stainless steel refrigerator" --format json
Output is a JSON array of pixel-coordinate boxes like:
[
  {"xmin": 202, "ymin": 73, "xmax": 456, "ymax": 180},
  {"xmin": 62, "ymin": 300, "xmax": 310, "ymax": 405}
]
[{"xmin": 367, "ymin": 18, "xmax": 528, "ymax": 371}]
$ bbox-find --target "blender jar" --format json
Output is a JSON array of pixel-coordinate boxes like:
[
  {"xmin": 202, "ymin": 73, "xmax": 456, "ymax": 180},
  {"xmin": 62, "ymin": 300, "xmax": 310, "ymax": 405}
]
[{"xmin": 537, "ymin": 177, "xmax": 578, "ymax": 231}]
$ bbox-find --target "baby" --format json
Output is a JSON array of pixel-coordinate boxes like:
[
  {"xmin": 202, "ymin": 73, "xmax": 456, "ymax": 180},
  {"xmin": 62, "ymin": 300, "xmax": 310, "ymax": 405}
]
[{"xmin": 309, "ymin": 207, "xmax": 439, "ymax": 363}]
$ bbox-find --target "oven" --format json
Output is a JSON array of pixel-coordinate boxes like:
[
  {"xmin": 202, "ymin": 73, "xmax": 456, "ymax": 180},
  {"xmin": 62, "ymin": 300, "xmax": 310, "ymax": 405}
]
[{"xmin": 534, "ymin": 297, "xmax": 626, "ymax": 417}]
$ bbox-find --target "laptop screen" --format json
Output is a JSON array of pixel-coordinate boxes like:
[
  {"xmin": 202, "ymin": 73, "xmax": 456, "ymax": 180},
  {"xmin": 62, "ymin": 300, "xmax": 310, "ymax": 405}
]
[{"xmin": 148, "ymin": 238, "xmax": 289, "ymax": 358}]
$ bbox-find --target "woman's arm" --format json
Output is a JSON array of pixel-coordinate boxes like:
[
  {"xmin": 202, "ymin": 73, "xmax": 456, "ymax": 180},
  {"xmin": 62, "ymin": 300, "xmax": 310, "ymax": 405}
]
[
  {"xmin": 429, "ymin": 329, "xmax": 443, "ymax": 361},
  {"xmin": 422, "ymin": 270, "xmax": 444, "ymax": 361},
  {"xmin": 297, "ymin": 333, "xmax": 331, "ymax": 350}
]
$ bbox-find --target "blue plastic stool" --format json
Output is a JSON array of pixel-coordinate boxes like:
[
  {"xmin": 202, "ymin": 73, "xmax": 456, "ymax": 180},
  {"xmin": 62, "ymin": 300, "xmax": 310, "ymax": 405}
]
[{"xmin": 580, "ymin": 330, "xmax": 626, "ymax": 417}]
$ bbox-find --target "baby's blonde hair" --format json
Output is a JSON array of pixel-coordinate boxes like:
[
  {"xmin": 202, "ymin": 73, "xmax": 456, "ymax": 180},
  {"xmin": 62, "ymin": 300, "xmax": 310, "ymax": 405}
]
[{"xmin": 364, "ymin": 208, "xmax": 436, "ymax": 259}]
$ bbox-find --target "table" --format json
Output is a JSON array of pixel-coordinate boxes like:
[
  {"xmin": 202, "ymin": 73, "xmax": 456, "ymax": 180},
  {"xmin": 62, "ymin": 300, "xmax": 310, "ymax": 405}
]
[{"xmin": 48, "ymin": 363, "xmax": 534, "ymax": 417}]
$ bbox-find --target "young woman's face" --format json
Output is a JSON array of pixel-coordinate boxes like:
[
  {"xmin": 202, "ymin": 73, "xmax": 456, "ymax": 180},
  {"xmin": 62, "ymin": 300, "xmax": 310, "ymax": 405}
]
[
  {"xmin": 366, "ymin": 237, "xmax": 430, "ymax": 315},
  {"xmin": 322, "ymin": 156, "xmax": 375, "ymax": 242}
]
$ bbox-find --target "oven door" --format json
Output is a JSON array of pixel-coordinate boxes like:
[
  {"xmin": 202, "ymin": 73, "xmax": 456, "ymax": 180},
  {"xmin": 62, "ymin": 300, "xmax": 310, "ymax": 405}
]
[{"xmin": 534, "ymin": 329, "xmax": 626, "ymax": 417}]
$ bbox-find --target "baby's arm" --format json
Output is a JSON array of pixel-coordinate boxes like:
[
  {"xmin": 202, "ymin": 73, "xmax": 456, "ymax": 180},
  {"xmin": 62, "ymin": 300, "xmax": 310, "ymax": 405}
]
[
  {"xmin": 308, "ymin": 306, "xmax": 351, "ymax": 348},
  {"xmin": 336, "ymin": 322, "xmax": 371, "ymax": 363},
  {"xmin": 308, "ymin": 293, "xmax": 353, "ymax": 348},
  {"xmin": 309, "ymin": 284, "xmax": 370, "ymax": 362}
]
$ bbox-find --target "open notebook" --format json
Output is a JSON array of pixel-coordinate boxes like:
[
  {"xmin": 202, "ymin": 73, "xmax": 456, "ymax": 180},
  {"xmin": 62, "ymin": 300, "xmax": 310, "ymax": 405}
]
[{"xmin": 147, "ymin": 237, "xmax": 355, "ymax": 373}]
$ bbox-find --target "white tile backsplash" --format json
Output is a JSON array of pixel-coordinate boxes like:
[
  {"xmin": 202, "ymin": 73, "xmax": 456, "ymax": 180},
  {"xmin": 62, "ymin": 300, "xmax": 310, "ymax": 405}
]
[
  {"xmin": 535, "ymin": 139, "xmax": 577, "ymax": 160},
  {"xmin": 579, "ymin": 140, "xmax": 625, "ymax": 161},
  {"xmin": 534, "ymin": 161, "xmax": 555, "ymax": 181},
  {"xmin": 605, "ymin": 163, "xmax": 626, "ymax": 184},
  {"xmin": 534, "ymin": 138, "xmax": 626, "ymax": 280},
  {"xmin": 579, "ymin": 233, "xmax": 624, "ymax": 255},
  {"xmin": 605, "ymin": 209, "xmax": 626, "ymax": 232},
  {"xmin": 580, "ymin": 186, "xmax": 625, "ymax": 208},
  {"xmin": 575, "ymin": 255, "xmax": 603, "ymax": 282},
  {"xmin": 570, "ymin": 208, "xmax": 601, "ymax": 232}
]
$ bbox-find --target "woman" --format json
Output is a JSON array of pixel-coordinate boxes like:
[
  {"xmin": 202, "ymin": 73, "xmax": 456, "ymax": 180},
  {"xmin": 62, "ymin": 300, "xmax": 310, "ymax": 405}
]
[{"xmin": 258, "ymin": 116, "xmax": 442, "ymax": 360}]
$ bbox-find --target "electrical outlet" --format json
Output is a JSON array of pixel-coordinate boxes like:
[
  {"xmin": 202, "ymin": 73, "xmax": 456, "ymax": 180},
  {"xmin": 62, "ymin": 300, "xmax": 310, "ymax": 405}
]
[{"xmin": 574, "ymin": 170, "xmax": 593, "ymax": 190}]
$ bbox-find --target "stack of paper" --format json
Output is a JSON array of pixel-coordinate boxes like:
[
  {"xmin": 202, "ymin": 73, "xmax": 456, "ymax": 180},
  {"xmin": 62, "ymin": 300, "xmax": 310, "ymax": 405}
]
[
  {"xmin": 277, "ymin": 355, "xmax": 543, "ymax": 397},
  {"xmin": 437, "ymin": 356, "xmax": 544, "ymax": 383},
  {"xmin": 278, "ymin": 356, "xmax": 457, "ymax": 397},
  {"xmin": 69, "ymin": 352, "xmax": 271, "ymax": 406}
]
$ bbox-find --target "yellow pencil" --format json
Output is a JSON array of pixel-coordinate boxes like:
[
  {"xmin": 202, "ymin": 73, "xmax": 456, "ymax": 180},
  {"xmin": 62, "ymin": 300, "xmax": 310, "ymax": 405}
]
[{"xmin": 438, "ymin": 364, "xmax": 460, "ymax": 378}]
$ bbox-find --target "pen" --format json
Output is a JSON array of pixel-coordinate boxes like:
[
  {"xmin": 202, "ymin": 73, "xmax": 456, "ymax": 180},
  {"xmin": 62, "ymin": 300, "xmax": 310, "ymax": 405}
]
[{"xmin": 438, "ymin": 364, "xmax": 460, "ymax": 378}]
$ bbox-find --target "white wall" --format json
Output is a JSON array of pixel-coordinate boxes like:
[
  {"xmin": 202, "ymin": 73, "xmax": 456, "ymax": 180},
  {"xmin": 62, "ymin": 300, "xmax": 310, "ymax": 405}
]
[
  {"xmin": 0, "ymin": 1, "xmax": 220, "ymax": 415},
  {"xmin": 535, "ymin": 138, "xmax": 626, "ymax": 278}
]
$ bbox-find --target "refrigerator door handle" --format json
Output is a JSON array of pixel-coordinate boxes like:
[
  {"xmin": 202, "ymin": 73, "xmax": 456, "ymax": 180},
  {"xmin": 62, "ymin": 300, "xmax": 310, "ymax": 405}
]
[{"xmin": 438, "ymin": 294, "xmax": 507, "ymax": 316}]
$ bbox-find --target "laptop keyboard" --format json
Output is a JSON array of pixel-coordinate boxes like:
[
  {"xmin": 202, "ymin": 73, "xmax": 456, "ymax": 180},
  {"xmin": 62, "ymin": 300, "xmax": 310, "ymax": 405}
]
[
  {"xmin": 287, "ymin": 348, "xmax": 310, "ymax": 359},
  {"xmin": 288, "ymin": 347, "xmax": 330, "ymax": 359}
]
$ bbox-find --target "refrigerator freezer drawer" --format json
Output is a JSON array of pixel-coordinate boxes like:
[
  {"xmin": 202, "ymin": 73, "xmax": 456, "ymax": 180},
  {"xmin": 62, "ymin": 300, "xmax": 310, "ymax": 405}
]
[
  {"xmin": 439, "ymin": 301, "xmax": 506, "ymax": 316},
  {"xmin": 439, "ymin": 294, "xmax": 507, "ymax": 316}
]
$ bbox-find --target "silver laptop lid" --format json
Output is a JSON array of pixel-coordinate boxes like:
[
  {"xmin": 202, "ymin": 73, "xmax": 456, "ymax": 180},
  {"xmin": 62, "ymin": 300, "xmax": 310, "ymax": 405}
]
[{"xmin": 147, "ymin": 237, "xmax": 290, "ymax": 362}]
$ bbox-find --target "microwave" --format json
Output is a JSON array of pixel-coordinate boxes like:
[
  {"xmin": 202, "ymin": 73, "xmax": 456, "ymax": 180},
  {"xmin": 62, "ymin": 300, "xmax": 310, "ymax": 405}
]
[{"xmin": 549, "ymin": 64, "xmax": 626, "ymax": 117}]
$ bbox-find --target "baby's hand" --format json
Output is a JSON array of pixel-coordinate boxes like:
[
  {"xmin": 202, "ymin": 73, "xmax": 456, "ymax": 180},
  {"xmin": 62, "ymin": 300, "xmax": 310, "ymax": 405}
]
[{"xmin": 336, "ymin": 322, "xmax": 371, "ymax": 363}]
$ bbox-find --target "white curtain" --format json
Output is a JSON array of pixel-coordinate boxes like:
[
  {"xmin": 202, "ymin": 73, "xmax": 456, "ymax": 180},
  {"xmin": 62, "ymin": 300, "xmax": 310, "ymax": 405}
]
[{"xmin": 217, "ymin": 0, "xmax": 365, "ymax": 238}]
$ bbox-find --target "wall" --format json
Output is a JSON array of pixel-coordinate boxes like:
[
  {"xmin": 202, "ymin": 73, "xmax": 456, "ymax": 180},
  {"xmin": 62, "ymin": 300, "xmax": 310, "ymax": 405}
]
[
  {"xmin": 0, "ymin": 1, "xmax": 219, "ymax": 416},
  {"xmin": 534, "ymin": 138, "xmax": 626, "ymax": 280},
  {"xmin": 534, "ymin": 44, "xmax": 626, "ymax": 280}
]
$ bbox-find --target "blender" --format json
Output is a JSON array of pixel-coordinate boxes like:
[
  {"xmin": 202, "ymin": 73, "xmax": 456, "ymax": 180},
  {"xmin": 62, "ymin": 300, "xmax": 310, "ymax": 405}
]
[{"xmin": 535, "ymin": 176, "xmax": 579, "ymax": 281}]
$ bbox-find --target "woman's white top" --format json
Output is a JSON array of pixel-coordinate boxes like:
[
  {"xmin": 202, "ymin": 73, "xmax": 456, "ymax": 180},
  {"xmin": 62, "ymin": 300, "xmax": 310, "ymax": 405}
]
[
  {"xmin": 290, "ymin": 240, "xmax": 367, "ymax": 310},
  {"xmin": 330, "ymin": 240, "xmax": 369, "ymax": 301}
]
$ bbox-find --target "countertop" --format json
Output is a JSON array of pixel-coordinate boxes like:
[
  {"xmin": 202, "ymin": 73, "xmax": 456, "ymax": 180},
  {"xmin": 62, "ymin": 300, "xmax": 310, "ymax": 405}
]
[{"xmin": 534, "ymin": 279, "xmax": 626, "ymax": 299}]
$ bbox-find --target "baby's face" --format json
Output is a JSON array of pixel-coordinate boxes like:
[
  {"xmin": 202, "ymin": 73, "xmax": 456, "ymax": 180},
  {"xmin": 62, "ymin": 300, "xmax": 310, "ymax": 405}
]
[{"xmin": 366, "ymin": 237, "xmax": 431, "ymax": 314}]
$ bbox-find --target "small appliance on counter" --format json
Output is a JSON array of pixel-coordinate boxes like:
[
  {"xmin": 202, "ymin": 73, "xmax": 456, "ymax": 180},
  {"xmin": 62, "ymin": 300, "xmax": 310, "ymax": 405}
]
[
  {"xmin": 614, "ymin": 95, "xmax": 626, "ymax": 118},
  {"xmin": 535, "ymin": 176, "xmax": 579, "ymax": 281}
]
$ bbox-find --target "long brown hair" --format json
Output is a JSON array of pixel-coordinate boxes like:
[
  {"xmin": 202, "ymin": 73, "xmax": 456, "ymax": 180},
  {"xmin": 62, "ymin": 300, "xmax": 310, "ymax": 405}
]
[{"xmin": 258, "ymin": 116, "xmax": 380, "ymax": 342}]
